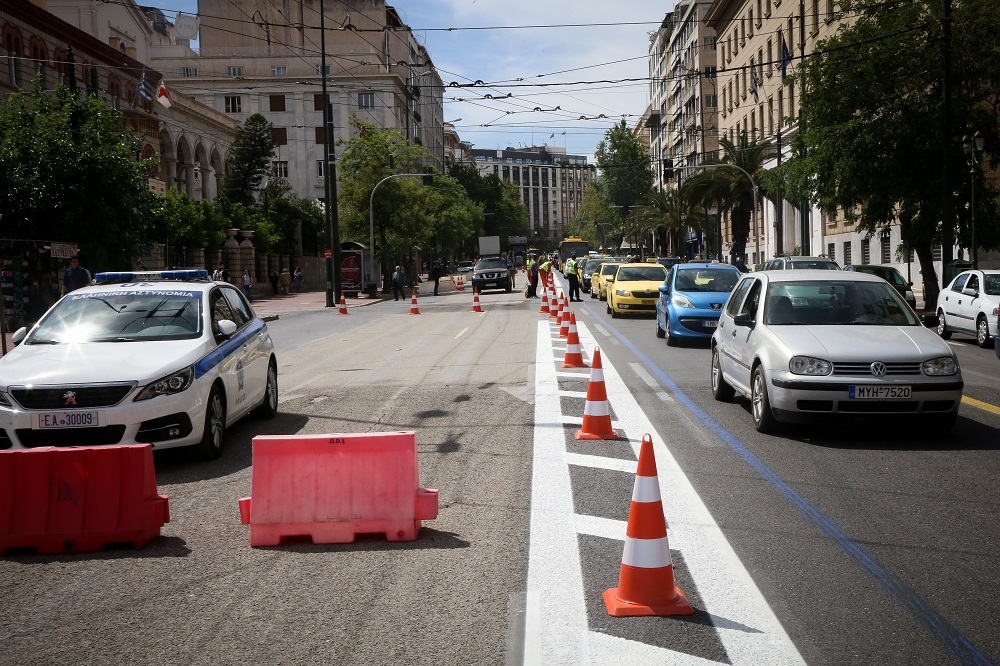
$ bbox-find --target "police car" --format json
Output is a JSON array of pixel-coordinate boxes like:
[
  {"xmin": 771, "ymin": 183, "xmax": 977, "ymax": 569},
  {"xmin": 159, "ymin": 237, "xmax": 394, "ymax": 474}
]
[{"xmin": 0, "ymin": 270, "xmax": 278, "ymax": 458}]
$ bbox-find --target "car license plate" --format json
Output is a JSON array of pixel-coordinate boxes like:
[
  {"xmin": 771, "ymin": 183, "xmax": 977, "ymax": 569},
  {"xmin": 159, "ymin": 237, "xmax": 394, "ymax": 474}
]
[
  {"xmin": 34, "ymin": 411, "xmax": 103, "ymax": 428},
  {"xmin": 849, "ymin": 385, "xmax": 911, "ymax": 399},
  {"xmin": 703, "ymin": 320, "xmax": 718, "ymax": 328},
  {"xmin": 642, "ymin": 299, "xmax": 656, "ymax": 305}
]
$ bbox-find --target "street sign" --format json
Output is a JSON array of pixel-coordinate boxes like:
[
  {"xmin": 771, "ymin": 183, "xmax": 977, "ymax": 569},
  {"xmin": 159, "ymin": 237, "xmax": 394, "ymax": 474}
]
[{"xmin": 323, "ymin": 248, "xmax": 334, "ymax": 259}]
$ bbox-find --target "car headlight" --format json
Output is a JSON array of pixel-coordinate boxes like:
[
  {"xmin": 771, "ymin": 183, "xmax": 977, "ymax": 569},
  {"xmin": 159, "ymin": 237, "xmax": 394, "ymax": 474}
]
[
  {"xmin": 789, "ymin": 356, "xmax": 832, "ymax": 375},
  {"xmin": 616, "ymin": 289, "xmax": 631, "ymax": 297},
  {"xmin": 134, "ymin": 365, "xmax": 195, "ymax": 401},
  {"xmin": 671, "ymin": 293, "xmax": 695, "ymax": 309},
  {"xmin": 922, "ymin": 356, "xmax": 958, "ymax": 376}
]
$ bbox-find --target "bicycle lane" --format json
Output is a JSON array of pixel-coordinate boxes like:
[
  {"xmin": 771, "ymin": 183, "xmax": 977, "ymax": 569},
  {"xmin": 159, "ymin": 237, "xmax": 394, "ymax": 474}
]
[{"xmin": 523, "ymin": 314, "xmax": 805, "ymax": 665}]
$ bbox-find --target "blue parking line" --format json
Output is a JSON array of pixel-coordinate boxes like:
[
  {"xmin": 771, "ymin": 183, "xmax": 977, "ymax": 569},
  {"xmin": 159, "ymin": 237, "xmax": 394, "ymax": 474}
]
[{"xmin": 602, "ymin": 325, "xmax": 992, "ymax": 666}]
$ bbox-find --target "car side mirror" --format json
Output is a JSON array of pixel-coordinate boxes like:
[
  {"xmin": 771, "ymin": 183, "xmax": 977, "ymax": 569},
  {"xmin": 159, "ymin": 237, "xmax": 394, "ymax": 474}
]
[
  {"xmin": 11, "ymin": 327, "xmax": 27, "ymax": 345},
  {"xmin": 215, "ymin": 319, "xmax": 238, "ymax": 338},
  {"xmin": 733, "ymin": 312, "xmax": 755, "ymax": 328},
  {"xmin": 962, "ymin": 287, "xmax": 979, "ymax": 298},
  {"xmin": 907, "ymin": 281, "xmax": 913, "ymax": 287},
  {"xmin": 659, "ymin": 284, "xmax": 670, "ymax": 294}
]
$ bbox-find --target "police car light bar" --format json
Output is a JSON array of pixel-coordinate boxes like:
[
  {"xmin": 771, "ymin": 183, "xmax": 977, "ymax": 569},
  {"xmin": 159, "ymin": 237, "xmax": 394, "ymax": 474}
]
[{"xmin": 94, "ymin": 269, "xmax": 210, "ymax": 283}]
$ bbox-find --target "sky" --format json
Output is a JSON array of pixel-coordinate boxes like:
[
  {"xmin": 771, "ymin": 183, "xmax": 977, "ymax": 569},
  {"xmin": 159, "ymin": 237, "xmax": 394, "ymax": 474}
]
[{"xmin": 143, "ymin": 0, "xmax": 674, "ymax": 163}]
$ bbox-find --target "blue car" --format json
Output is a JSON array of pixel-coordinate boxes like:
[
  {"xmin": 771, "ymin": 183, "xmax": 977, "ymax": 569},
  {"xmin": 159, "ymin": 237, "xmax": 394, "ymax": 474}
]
[{"xmin": 656, "ymin": 262, "xmax": 743, "ymax": 346}]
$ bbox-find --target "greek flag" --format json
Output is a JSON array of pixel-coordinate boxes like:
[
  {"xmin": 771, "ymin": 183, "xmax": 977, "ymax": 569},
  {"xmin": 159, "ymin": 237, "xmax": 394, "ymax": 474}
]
[
  {"xmin": 781, "ymin": 35, "xmax": 793, "ymax": 82},
  {"xmin": 137, "ymin": 72, "xmax": 154, "ymax": 103},
  {"xmin": 751, "ymin": 65, "xmax": 761, "ymax": 104}
]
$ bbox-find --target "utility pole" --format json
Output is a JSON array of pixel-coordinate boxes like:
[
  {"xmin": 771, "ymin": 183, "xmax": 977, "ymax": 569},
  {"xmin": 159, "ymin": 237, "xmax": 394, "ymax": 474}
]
[{"xmin": 319, "ymin": 0, "xmax": 342, "ymax": 306}]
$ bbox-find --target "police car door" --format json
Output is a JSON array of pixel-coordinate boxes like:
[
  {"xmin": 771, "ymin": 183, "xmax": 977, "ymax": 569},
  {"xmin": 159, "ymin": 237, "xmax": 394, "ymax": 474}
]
[
  {"xmin": 209, "ymin": 287, "xmax": 254, "ymax": 421},
  {"xmin": 221, "ymin": 286, "xmax": 268, "ymax": 413}
]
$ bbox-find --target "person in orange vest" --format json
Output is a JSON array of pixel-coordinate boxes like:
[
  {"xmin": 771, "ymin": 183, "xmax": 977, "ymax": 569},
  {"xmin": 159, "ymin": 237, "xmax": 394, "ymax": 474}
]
[{"xmin": 539, "ymin": 257, "xmax": 552, "ymax": 289}]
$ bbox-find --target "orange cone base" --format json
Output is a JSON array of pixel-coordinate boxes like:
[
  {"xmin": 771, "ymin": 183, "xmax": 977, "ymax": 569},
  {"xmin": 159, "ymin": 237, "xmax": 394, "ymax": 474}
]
[
  {"xmin": 561, "ymin": 355, "xmax": 588, "ymax": 369},
  {"xmin": 575, "ymin": 428, "xmax": 619, "ymax": 440},
  {"xmin": 602, "ymin": 586, "xmax": 694, "ymax": 617}
]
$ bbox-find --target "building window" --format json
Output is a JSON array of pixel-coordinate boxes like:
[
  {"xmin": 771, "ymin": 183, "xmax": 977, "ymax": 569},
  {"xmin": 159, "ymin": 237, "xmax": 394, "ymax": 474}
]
[
  {"xmin": 272, "ymin": 127, "xmax": 287, "ymax": 145},
  {"xmin": 704, "ymin": 66, "xmax": 717, "ymax": 79},
  {"xmin": 272, "ymin": 161, "xmax": 288, "ymax": 178},
  {"xmin": 315, "ymin": 127, "xmax": 326, "ymax": 144},
  {"xmin": 706, "ymin": 94, "xmax": 718, "ymax": 109},
  {"xmin": 225, "ymin": 96, "xmax": 242, "ymax": 113},
  {"xmin": 269, "ymin": 95, "xmax": 286, "ymax": 112},
  {"xmin": 317, "ymin": 160, "xmax": 326, "ymax": 178},
  {"xmin": 704, "ymin": 37, "xmax": 716, "ymax": 50},
  {"xmin": 843, "ymin": 241, "xmax": 852, "ymax": 265},
  {"xmin": 182, "ymin": 67, "xmax": 198, "ymax": 77},
  {"xmin": 512, "ymin": 168, "xmax": 520, "ymax": 185},
  {"xmin": 827, "ymin": 243, "xmax": 835, "ymax": 260},
  {"xmin": 316, "ymin": 64, "xmax": 330, "ymax": 75},
  {"xmin": 314, "ymin": 94, "xmax": 327, "ymax": 112},
  {"xmin": 881, "ymin": 236, "xmax": 891, "ymax": 264},
  {"xmin": 862, "ymin": 241, "xmax": 871, "ymax": 264},
  {"xmin": 272, "ymin": 65, "xmax": 287, "ymax": 76},
  {"xmin": 358, "ymin": 92, "xmax": 375, "ymax": 109},
  {"xmin": 227, "ymin": 66, "xmax": 244, "ymax": 77}
]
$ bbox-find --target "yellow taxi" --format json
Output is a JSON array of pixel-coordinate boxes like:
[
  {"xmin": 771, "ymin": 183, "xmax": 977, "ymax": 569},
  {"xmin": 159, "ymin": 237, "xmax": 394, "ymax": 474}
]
[
  {"xmin": 591, "ymin": 261, "xmax": 624, "ymax": 301},
  {"xmin": 606, "ymin": 262, "xmax": 669, "ymax": 318}
]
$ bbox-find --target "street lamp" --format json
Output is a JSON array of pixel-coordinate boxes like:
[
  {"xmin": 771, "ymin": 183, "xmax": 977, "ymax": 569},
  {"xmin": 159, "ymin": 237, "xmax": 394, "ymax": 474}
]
[
  {"xmin": 682, "ymin": 164, "xmax": 759, "ymax": 266},
  {"xmin": 962, "ymin": 131, "xmax": 985, "ymax": 269},
  {"xmin": 369, "ymin": 173, "xmax": 433, "ymax": 296}
]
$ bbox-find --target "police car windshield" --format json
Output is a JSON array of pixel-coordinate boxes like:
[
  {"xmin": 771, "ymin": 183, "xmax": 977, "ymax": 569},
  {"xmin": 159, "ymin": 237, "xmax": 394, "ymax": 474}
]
[{"xmin": 28, "ymin": 291, "xmax": 203, "ymax": 343}]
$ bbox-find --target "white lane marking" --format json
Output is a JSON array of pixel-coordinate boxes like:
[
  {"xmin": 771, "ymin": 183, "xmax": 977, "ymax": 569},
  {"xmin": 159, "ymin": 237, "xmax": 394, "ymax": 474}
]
[
  {"xmin": 560, "ymin": 391, "xmax": 587, "ymax": 400},
  {"xmin": 656, "ymin": 390, "xmax": 675, "ymax": 403},
  {"xmin": 573, "ymin": 321, "xmax": 805, "ymax": 665},
  {"xmin": 564, "ymin": 452, "xmax": 636, "ymax": 474},
  {"xmin": 454, "ymin": 327, "xmax": 469, "ymax": 340},
  {"xmin": 555, "ymin": 371, "xmax": 590, "ymax": 379},
  {"xmin": 574, "ymin": 514, "xmax": 628, "ymax": 541},
  {"xmin": 591, "ymin": 323, "xmax": 611, "ymax": 338},
  {"xmin": 629, "ymin": 362, "xmax": 659, "ymax": 388}
]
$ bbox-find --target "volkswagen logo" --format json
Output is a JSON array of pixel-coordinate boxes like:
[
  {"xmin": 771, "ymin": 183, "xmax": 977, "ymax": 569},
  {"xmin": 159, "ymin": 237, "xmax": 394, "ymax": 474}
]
[
  {"xmin": 63, "ymin": 390, "xmax": 78, "ymax": 406},
  {"xmin": 870, "ymin": 362, "xmax": 887, "ymax": 377}
]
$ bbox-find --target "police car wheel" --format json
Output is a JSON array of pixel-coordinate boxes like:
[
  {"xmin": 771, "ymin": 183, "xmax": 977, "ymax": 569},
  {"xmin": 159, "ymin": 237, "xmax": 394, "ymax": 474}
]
[
  {"xmin": 254, "ymin": 359, "xmax": 279, "ymax": 419},
  {"xmin": 196, "ymin": 384, "xmax": 227, "ymax": 459}
]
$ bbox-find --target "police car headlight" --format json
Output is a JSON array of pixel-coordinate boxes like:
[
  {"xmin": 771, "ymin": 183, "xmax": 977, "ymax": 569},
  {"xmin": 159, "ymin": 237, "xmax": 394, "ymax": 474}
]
[{"xmin": 135, "ymin": 366, "xmax": 195, "ymax": 401}]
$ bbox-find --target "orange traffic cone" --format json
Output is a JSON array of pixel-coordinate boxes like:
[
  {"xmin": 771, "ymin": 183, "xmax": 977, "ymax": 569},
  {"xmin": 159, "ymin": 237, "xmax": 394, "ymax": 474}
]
[
  {"xmin": 539, "ymin": 290, "xmax": 550, "ymax": 315},
  {"xmin": 550, "ymin": 291, "xmax": 562, "ymax": 319},
  {"xmin": 575, "ymin": 346, "xmax": 615, "ymax": 438},
  {"xmin": 562, "ymin": 312, "xmax": 587, "ymax": 368},
  {"xmin": 471, "ymin": 287, "xmax": 484, "ymax": 313},
  {"xmin": 409, "ymin": 288, "xmax": 420, "ymax": 315},
  {"xmin": 558, "ymin": 300, "xmax": 570, "ymax": 338},
  {"xmin": 456, "ymin": 276, "xmax": 465, "ymax": 291},
  {"xmin": 603, "ymin": 434, "xmax": 694, "ymax": 617},
  {"xmin": 338, "ymin": 291, "xmax": 349, "ymax": 315}
]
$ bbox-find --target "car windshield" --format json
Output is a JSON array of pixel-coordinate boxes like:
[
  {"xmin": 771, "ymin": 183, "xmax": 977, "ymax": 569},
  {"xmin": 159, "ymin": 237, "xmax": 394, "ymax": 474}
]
[
  {"xmin": 763, "ymin": 281, "xmax": 919, "ymax": 326},
  {"xmin": 787, "ymin": 259, "xmax": 840, "ymax": 270},
  {"xmin": 27, "ymin": 290, "xmax": 204, "ymax": 343},
  {"xmin": 674, "ymin": 268, "xmax": 741, "ymax": 292},
  {"xmin": 600, "ymin": 264, "xmax": 620, "ymax": 276},
  {"xmin": 616, "ymin": 266, "xmax": 668, "ymax": 281},
  {"xmin": 475, "ymin": 258, "xmax": 507, "ymax": 270},
  {"xmin": 985, "ymin": 274, "xmax": 1000, "ymax": 295}
]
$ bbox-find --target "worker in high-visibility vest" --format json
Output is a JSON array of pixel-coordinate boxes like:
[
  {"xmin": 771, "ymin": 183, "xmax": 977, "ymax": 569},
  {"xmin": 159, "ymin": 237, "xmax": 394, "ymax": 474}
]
[
  {"xmin": 565, "ymin": 253, "xmax": 581, "ymax": 301},
  {"xmin": 539, "ymin": 257, "xmax": 551, "ymax": 291}
]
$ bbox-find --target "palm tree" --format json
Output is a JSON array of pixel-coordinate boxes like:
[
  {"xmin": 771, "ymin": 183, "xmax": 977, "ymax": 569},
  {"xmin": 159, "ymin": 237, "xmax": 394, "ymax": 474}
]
[
  {"xmin": 632, "ymin": 190, "xmax": 687, "ymax": 256},
  {"xmin": 684, "ymin": 132, "xmax": 772, "ymax": 266}
]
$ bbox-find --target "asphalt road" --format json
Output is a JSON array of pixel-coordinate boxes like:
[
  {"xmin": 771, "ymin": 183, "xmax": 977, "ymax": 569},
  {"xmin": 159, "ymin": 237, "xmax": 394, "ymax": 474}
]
[{"xmin": 2, "ymin": 282, "xmax": 999, "ymax": 665}]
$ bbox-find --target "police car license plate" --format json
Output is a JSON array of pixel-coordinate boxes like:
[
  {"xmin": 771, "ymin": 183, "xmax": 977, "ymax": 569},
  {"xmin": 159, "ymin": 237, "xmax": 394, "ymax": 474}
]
[
  {"xmin": 848, "ymin": 385, "xmax": 911, "ymax": 399},
  {"xmin": 34, "ymin": 411, "xmax": 102, "ymax": 428}
]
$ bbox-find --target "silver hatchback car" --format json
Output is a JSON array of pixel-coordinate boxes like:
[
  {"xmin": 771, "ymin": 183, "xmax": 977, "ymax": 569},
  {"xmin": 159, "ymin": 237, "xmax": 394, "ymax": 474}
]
[{"xmin": 710, "ymin": 270, "xmax": 962, "ymax": 433}]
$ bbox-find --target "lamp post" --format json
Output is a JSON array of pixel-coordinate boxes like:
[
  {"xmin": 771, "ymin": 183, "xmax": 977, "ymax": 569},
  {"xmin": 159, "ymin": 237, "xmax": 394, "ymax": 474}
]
[
  {"xmin": 318, "ymin": 0, "xmax": 342, "ymax": 306},
  {"xmin": 369, "ymin": 173, "xmax": 433, "ymax": 296},
  {"xmin": 682, "ymin": 164, "xmax": 758, "ymax": 266},
  {"xmin": 962, "ymin": 131, "xmax": 985, "ymax": 269}
]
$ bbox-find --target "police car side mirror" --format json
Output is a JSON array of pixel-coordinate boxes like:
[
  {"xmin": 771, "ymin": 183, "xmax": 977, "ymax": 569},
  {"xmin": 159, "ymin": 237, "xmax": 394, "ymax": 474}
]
[
  {"xmin": 215, "ymin": 319, "xmax": 238, "ymax": 338},
  {"xmin": 11, "ymin": 327, "xmax": 27, "ymax": 345}
]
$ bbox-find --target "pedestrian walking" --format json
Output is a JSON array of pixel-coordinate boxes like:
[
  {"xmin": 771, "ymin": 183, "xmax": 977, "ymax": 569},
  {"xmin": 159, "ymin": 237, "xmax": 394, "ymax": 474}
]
[
  {"xmin": 292, "ymin": 266, "xmax": 303, "ymax": 292},
  {"xmin": 565, "ymin": 253, "xmax": 581, "ymax": 301},
  {"xmin": 278, "ymin": 267, "xmax": 291, "ymax": 295},
  {"xmin": 392, "ymin": 265, "xmax": 407, "ymax": 301},
  {"xmin": 212, "ymin": 261, "xmax": 230, "ymax": 283},
  {"xmin": 242, "ymin": 269, "xmax": 253, "ymax": 301},
  {"xmin": 268, "ymin": 269, "xmax": 279, "ymax": 295},
  {"xmin": 61, "ymin": 257, "xmax": 91, "ymax": 296},
  {"xmin": 431, "ymin": 261, "xmax": 442, "ymax": 296},
  {"xmin": 527, "ymin": 255, "xmax": 539, "ymax": 298},
  {"xmin": 507, "ymin": 254, "xmax": 516, "ymax": 289}
]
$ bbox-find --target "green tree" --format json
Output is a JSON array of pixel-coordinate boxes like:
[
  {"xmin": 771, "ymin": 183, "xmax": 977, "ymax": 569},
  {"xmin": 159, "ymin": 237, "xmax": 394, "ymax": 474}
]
[
  {"xmin": 781, "ymin": 0, "xmax": 1000, "ymax": 306},
  {"xmin": 0, "ymin": 81, "xmax": 160, "ymax": 267},
  {"xmin": 223, "ymin": 113, "xmax": 275, "ymax": 208},
  {"xmin": 594, "ymin": 120, "xmax": 654, "ymax": 223},
  {"xmin": 448, "ymin": 162, "xmax": 528, "ymax": 248},
  {"xmin": 266, "ymin": 194, "xmax": 325, "ymax": 257},
  {"xmin": 633, "ymin": 190, "xmax": 688, "ymax": 257},
  {"xmin": 685, "ymin": 134, "xmax": 771, "ymax": 266},
  {"xmin": 575, "ymin": 182, "xmax": 617, "ymax": 252}
]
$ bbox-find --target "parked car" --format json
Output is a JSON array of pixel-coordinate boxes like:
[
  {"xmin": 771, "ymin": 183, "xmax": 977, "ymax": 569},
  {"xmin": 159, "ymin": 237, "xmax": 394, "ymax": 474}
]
[
  {"xmin": 471, "ymin": 256, "xmax": 512, "ymax": 293},
  {"xmin": 843, "ymin": 264, "xmax": 917, "ymax": 310},
  {"xmin": 656, "ymin": 262, "xmax": 743, "ymax": 345},
  {"xmin": 0, "ymin": 269, "xmax": 278, "ymax": 458},
  {"xmin": 591, "ymin": 261, "xmax": 624, "ymax": 301},
  {"xmin": 711, "ymin": 270, "xmax": 962, "ymax": 433},
  {"xmin": 606, "ymin": 263, "xmax": 669, "ymax": 318},
  {"xmin": 762, "ymin": 256, "xmax": 841, "ymax": 271},
  {"xmin": 579, "ymin": 257, "xmax": 607, "ymax": 293},
  {"xmin": 935, "ymin": 269, "xmax": 1000, "ymax": 348},
  {"xmin": 457, "ymin": 261, "xmax": 474, "ymax": 273}
]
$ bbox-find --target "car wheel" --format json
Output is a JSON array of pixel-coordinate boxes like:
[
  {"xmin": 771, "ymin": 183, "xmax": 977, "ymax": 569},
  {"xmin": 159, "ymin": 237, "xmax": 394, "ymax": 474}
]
[
  {"xmin": 590, "ymin": 288, "xmax": 596, "ymax": 299},
  {"xmin": 665, "ymin": 320, "xmax": 677, "ymax": 347},
  {"xmin": 607, "ymin": 299, "xmax": 613, "ymax": 316},
  {"xmin": 977, "ymin": 315, "xmax": 991, "ymax": 348},
  {"xmin": 196, "ymin": 384, "xmax": 226, "ymax": 459},
  {"xmin": 655, "ymin": 317, "xmax": 666, "ymax": 338},
  {"xmin": 937, "ymin": 310, "xmax": 951, "ymax": 339},
  {"xmin": 711, "ymin": 347, "xmax": 735, "ymax": 401},
  {"xmin": 751, "ymin": 365, "xmax": 778, "ymax": 433},
  {"xmin": 254, "ymin": 359, "xmax": 278, "ymax": 418}
]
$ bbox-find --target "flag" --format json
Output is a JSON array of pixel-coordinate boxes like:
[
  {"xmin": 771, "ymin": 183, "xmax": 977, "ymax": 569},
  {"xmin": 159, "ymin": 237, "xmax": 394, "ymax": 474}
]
[
  {"xmin": 156, "ymin": 80, "xmax": 172, "ymax": 108},
  {"xmin": 751, "ymin": 64, "xmax": 760, "ymax": 104},
  {"xmin": 781, "ymin": 34, "xmax": 793, "ymax": 82},
  {"xmin": 137, "ymin": 71, "xmax": 153, "ymax": 103}
]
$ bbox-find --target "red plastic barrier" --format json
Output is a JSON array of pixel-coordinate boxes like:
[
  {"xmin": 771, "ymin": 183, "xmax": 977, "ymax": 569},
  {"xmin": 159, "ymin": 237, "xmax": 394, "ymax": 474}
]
[
  {"xmin": 239, "ymin": 431, "xmax": 438, "ymax": 547},
  {"xmin": 0, "ymin": 445, "xmax": 169, "ymax": 555}
]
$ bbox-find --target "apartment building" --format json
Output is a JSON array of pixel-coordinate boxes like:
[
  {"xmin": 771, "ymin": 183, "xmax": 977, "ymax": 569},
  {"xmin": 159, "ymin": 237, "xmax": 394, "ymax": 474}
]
[
  {"xmin": 471, "ymin": 146, "xmax": 596, "ymax": 248},
  {"xmin": 148, "ymin": 0, "xmax": 445, "ymax": 206}
]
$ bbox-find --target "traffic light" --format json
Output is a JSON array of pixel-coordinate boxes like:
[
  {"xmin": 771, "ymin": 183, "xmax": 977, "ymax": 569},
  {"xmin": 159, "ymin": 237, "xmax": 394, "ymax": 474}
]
[
  {"xmin": 423, "ymin": 166, "xmax": 433, "ymax": 186},
  {"xmin": 662, "ymin": 158, "xmax": 674, "ymax": 180},
  {"xmin": 594, "ymin": 221, "xmax": 599, "ymax": 230}
]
